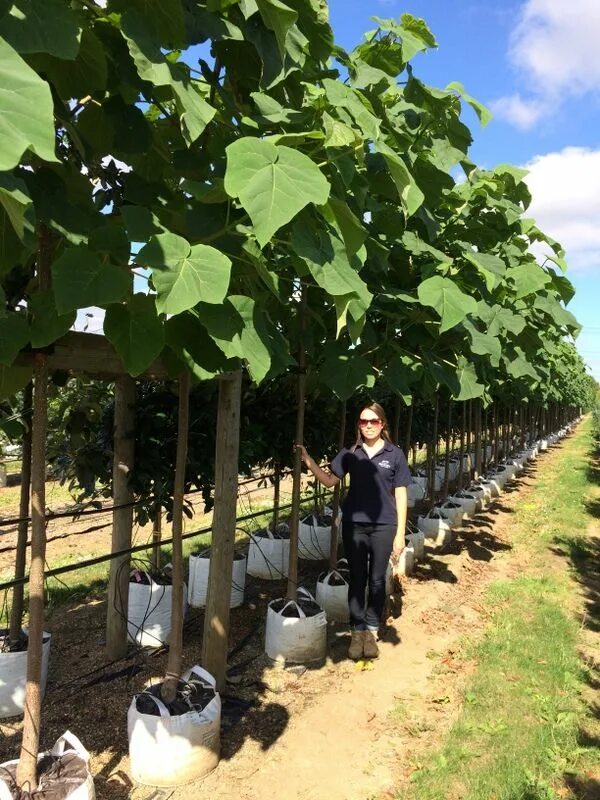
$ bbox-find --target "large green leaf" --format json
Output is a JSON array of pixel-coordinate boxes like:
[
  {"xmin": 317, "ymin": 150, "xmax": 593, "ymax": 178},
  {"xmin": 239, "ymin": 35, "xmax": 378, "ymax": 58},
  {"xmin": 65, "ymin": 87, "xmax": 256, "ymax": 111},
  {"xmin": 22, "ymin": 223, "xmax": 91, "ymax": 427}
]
[
  {"xmin": 256, "ymin": 0, "xmax": 298, "ymax": 57},
  {"xmin": 376, "ymin": 142, "xmax": 424, "ymax": 217},
  {"xmin": 121, "ymin": 10, "xmax": 215, "ymax": 145},
  {"xmin": 463, "ymin": 250, "xmax": 506, "ymax": 292},
  {"xmin": 446, "ymin": 81, "xmax": 492, "ymax": 127},
  {"xmin": 52, "ymin": 245, "xmax": 131, "ymax": 313},
  {"xmin": 138, "ymin": 232, "xmax": 232, "ymax": 316},
  {"xmin": 322, "ymin": 197, "xmax": 367, "ymax": 258},
  {"xmin": 455, "ymin": 358, "xmax": 485, "ymax": 401},
  {"xmin": 194, "ymin": 300, "xmax": 244, "ymax": 360},
  {"xmin": 0, "ymin": 0, "xmax": 81, "ymax": 59},
  {"xmin": 104, "ymin": 294, "xmax": 165, "ymax": 377},
  {"xmin": 166, "ymin": 311, "xmax": 236, "ymax": 381},
  {"xmin": 0, "ymin": 171, "xmax": 35, "ymax": 241},
  {"xmin": 417, "ymin": 276, "xmax": 477, "ymax": 333},
  {"xmin": 463, "ymin": 319, "xmax": 501, "ymax": 367},
  {"xmin": 506, "ymin": 263, "xmax": 550, "ymax": 300},
  {"xmin": 224, "ymin": 138, "xmax": 330, "ymax": 246},
  {"xmin": 0, "ymin": 205, "xmax": 25, "ymax": 274},
  {"xmin": 0, "ymin": 36, "xmax": 56, "ymax": 170},
  {"xmin": 292, "ymin": 224, "xmax": 372, "ymax": 312},
  {"xmin": 0, "ymin": 363, "xmax": 32, "ymax": 400},
  {"xmin": 29, "ymin": 290, "xmax": 75, "ymax": 348},
  {"xmin": 0, "ymin": 311, "xmax": 29, "ymax": 364},
  {"xmin": 228, "ymin": 295, "xmax": 292, "ymax": 383},
  {"xmin": 320, "ymin": 343, "xmax": 374, "ymax": 401}
]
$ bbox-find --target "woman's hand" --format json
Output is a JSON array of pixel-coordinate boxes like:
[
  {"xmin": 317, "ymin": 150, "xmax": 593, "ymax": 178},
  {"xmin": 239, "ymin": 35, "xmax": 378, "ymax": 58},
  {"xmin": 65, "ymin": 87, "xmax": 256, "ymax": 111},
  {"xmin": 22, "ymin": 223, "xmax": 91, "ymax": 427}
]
[
  {"xmin": 294, "ymin": 443, "xmax": 310, "ymax": 466},
  {"xmin": 391, "ymin": 537, "xmax": 405, "ymax": 560}
]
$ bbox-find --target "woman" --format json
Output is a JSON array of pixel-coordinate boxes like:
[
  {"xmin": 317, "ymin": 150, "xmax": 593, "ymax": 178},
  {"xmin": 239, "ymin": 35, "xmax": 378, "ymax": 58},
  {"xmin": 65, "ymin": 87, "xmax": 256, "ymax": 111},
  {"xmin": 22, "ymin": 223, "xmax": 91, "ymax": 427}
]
[{"xmin": 297, "ymin": 402, "xmax": 411, "ymax": 660}]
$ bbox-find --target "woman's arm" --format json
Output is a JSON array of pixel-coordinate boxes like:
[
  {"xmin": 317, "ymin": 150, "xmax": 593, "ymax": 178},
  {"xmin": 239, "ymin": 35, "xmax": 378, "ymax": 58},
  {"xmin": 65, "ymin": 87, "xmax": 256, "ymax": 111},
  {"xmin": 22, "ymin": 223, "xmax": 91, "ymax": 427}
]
[
  {"xmin": 295, "ymin": 445, "xmax": 340, "ymax": 489},
  {"xmin": 393, "ymin": 486, "xmax": 408, "ymax": 554}
]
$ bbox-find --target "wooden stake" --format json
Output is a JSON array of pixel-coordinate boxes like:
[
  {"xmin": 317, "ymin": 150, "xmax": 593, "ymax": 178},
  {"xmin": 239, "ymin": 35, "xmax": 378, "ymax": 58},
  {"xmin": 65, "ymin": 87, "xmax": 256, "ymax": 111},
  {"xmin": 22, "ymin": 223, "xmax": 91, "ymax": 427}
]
[
  {"xmin": 271, "ymin": 462, "xmax": 281, "ymax": 534},
  {"xmin": 201, "ymin": 370, "xmax": 242, "ymax": 691},
  {"xmin": 161, "ymin": 371, "xmax": 190, "ymax": 703},
  {"xmin": 404, "ymin": 403, "xmax": 413, "ymax": 458},
  {"xmin": 106, "ymin": 375, "xmax": 136, "ymax": 660},
  {"xmin": 429, "ymin": 396, "xmax": 439, "ymax": 507},
  {"xmin": 9, "ymin": 382, "xmax": 33, "ymax": 645},
  {"xmin": 151, "ymin": 510, "xmax": 162, "ymax": 573},
  {"xmin": 474, "ymin": 400, "xmax": 482, "ymax": 479},
  {"xmin": 442, "ymin": 399, "xmax": 451, "ymax": 498},
  {"xmin": 457, "ymin": 402, "xmax": 466, "ymax": 492},
  {"xmin": 287, "ymin": 290, "xmax": 307, "ymax": 602}
]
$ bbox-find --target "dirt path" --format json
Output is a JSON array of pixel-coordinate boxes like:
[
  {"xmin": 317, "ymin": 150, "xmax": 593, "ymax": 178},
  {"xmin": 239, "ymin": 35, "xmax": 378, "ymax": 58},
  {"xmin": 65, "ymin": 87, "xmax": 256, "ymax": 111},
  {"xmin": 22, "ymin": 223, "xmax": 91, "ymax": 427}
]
[
  {"xmin": 162, "ymin": 467, "xmax": 541, "ymax": 800},
  {"xmin": 0, "ymin": 441, "xmax": 575, "ymax": 800}
]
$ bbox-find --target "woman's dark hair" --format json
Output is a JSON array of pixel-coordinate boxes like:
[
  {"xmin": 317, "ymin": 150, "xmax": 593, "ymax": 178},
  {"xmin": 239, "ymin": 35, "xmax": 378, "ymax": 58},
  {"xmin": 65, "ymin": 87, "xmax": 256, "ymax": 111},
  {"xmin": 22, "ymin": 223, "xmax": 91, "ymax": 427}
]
[{"xmin": 351, "ymin": 402, "xmax": 392, "ymax": 452}]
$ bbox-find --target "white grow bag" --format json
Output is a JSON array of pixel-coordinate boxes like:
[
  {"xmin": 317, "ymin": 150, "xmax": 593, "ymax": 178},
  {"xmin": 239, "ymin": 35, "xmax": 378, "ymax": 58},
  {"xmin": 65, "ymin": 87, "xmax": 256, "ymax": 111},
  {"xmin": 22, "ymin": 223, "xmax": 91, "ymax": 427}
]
[
  {"xmin": 447, "ymin": 493, "xmax": 478, "ymax": 517},
  {"xmin": 0, "ymin": 631, "xmax": 51, "ymax": 719},
  {"xmin": 316, "ymin": 569, "xmax": 349, "ymax": 622},
  {"xmin": 434, "ymin": 502, "xmax": 464, "ymax": 527},
  {"xmin": 246, "ymin": 529, "xmax": 289, "ymax": 580},
  {"xmin": 540, "ymin": 438, "xmax": 549, "ymax": 451},
  {"xmin": 417, "ymin": 513, "xmax": 453, "ymax": 545},
  {"xmin": 265, "ymin": 588, "xmax": 327, "ymax": 665},
  {"xmin": 128, "ymin": 665, "xmax": 220, "ymax": 787},
  {"xmin": 407, "ymin": 481, "xmax": 426, "ymax": 508},
  {"xmin": 412, "ymin": 473, "xmax": 428, "ymax": 492},
  {"xmin": 479, "ymin": 477, "xmax": 501, "ymax": 498},
  {"xmin": 188, "ymin": 552, "xmax": 246, "ymax": 609},
  {"xmin": 406, "ymin": 530, "xmax": 425, "ymax": 560},
  {"xmin": 128, "ymin": 578, "xmax": 187, "ymax": 648},
  {"xmin": 298, "ymin": 515, "xmax": 332, "ymax": 560},
  {"xmin": 0, "ymin": 731, "xmax": 95, "ymax": 800}
]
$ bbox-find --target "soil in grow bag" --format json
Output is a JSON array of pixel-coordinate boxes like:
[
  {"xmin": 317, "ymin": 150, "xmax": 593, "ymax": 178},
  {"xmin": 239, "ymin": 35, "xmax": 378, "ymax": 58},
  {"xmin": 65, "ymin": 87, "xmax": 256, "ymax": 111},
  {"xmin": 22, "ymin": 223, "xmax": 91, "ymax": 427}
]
[
  {"xmin": 136, "ymin": 677, "xmax": 216, "ymax": 717},
  {"xmin": 270, "ymin": 596, "xmax": 323, "ymax": 618},
  {"xmin": 317, "ymin": 571, "xmax": 347, "ymax": 587},
  {"xmin": 251, "ymin": 526, "xmax": 290, "ymax": 540},
  {"xmin": 129, "ymin": 569, "xmax": 172, "ymax": 586},
  {"xmin": 0, "ymin": 753, "xmax": 89, "ymax": 800},
  {"xmin": 301, "ymin": 513, "xmax": 332, "ymax": 528},
  {"xmin": 192, "ymin": 548, "xmax": 246, "ymax": 562}
]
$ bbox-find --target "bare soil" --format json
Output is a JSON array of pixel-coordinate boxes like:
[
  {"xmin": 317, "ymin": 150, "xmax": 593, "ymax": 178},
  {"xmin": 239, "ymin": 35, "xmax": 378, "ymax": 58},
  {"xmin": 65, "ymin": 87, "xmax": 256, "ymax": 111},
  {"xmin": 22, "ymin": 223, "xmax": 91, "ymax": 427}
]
[{"xmin": 0, "ymin": 447, "xmax": 574, "ymax": 800}]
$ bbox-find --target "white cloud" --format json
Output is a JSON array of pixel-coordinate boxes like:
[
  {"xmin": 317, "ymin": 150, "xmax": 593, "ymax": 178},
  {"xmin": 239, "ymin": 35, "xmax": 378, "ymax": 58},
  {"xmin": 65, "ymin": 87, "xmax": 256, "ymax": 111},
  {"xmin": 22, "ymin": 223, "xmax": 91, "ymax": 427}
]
[
  {"xmin": 489, "ymin": 94, "xmax": 547, "ymax": 131},
  {"xmin": 523, "ymin": 146, "xmax": 600, "ymax": 273},
  {"xmin": 493, "ymin": 0, "xmax": 600, "ymax": 126}
]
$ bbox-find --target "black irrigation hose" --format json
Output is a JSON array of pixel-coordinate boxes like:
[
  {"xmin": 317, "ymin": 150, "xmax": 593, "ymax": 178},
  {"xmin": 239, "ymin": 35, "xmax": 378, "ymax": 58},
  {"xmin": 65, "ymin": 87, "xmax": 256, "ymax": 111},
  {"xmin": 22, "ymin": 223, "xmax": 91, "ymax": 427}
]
[{"xmin": 0, "ymin": 492, "xmax": 329, "ymax": 592}]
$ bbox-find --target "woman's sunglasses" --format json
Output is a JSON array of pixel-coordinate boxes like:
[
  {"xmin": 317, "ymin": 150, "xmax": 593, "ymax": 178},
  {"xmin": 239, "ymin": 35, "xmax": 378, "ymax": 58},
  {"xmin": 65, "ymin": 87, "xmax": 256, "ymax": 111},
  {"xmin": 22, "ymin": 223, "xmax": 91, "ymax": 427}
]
[{"xmin": 358, "ymin": 418, "xmax": 382, "ymax": 427}]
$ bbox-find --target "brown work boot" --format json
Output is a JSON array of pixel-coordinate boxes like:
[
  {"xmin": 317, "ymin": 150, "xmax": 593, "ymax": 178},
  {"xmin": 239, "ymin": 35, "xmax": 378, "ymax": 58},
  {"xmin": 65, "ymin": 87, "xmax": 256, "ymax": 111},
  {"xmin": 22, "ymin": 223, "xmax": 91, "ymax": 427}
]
[
  {"xmin": 363, "ymin": 630, "xmax": 380, "ymax": 660},
  {"xmin": 348, "ymin": 631, "xmax": 364, "ymax": 661}
]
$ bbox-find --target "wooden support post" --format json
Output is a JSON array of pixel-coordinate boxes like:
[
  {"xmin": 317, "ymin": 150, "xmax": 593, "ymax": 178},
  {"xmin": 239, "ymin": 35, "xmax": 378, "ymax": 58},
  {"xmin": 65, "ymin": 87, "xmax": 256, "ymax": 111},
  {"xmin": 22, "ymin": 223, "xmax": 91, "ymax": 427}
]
[
  {"xmin": 271, "ymin": 463, "xmax": 281, "ymax": 534},
  {"xmin": 466, "ymin": 400, "xmax": 472, "ymax": 479},
  {"xmin": 162, "ymin": 371, "xmax": 190, "ymax": 702},
  {"xmin": 9, "ymin": 382, "xmax": 33, "ymax": 645},
  {"xmin": 105, "ymin": 375, "xmax": 136, "ymax": 660},
  {"xmin": 474, "ymin": 400, "xmax": 483, "ymax": 479},
  {"xmin": 151, "ymin": 510, "xmax": 162, "ymax": 573},
  {"xmin": 201, "ymin": 370, "xmax": 242, "ymax": 691},
  {"xmin": 329, "ymin": 399, "xmax": 346, "ymax": 570}
]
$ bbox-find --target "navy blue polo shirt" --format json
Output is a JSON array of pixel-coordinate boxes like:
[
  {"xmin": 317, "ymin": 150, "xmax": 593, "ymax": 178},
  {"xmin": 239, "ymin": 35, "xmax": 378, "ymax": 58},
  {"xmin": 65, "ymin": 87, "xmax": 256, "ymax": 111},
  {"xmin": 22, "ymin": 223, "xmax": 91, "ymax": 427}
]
[{"xmin": 330, "ymin": 439, "xmax": 412, "ymax": 525}]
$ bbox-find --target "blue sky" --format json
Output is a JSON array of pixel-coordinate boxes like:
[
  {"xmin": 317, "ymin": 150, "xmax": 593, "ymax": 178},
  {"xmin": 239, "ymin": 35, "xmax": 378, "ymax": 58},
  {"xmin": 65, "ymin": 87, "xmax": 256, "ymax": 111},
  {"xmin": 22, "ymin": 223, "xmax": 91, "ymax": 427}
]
[{"xmin": 328, "ymin": 0, "xmax": 600, "ymax": 380}]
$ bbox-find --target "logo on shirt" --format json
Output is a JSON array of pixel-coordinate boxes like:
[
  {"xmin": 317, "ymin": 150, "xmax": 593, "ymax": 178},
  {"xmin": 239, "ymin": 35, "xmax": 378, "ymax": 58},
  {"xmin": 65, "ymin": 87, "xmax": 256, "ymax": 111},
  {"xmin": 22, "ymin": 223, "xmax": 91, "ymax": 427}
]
[{"xmin": 378, "ymin": 460, "xmax": 392, "ymax": 470}]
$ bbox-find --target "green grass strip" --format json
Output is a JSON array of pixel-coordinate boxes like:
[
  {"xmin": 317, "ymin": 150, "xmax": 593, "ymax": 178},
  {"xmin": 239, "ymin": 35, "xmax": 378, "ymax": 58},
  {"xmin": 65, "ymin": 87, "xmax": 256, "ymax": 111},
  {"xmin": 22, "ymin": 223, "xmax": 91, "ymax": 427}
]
[{"xmin": 398, "ymin": 419, "xmax": 599, "ymax": 800}]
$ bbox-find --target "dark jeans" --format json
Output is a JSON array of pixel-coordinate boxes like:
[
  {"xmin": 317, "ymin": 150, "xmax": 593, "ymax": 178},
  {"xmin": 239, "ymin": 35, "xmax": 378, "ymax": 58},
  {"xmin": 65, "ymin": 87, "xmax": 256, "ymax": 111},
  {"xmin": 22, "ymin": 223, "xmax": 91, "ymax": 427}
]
[{"xmin": 341, "ymin": 521, "xmax": 396, "ymax": 631}]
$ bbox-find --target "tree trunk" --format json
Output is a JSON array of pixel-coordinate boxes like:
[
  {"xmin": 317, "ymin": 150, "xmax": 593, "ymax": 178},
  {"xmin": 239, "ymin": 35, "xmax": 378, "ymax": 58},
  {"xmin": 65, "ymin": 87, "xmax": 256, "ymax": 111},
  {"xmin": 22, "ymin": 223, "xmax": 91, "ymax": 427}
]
[
  {"xmin": 271, "ymin": 462, "xmax": 281, "ymax": 534},
  {"xmin": 392, "ymin": 395, "xmax": 401, "ymax": 445},
  {"xmin": 429, "ymin": 396, "xmax": 439, "ymax": 507},
  {"xmin": 201, "ymin": 370, "xmax": 243, "ymax": 691},
  {"xmin": 466, "ymin": 400, "xmax": 472, "ymax": 480},
  {"xmin": 442, "ymin": 400, "xmax": 451, "ymax": 499},
  {"xmin": 16, "ymin": 227, "xmax": 51, "ymax": 791},
  {"xmin": 9, "ymin": 382, "xmax": 33, "ymax": 645},
  {"xmin": 474, "ymin": 400, "xmax": 482, "ymax": 479},
  {"xmin": 106, "ymin": 375, "xmax": 136, "ymax": 660},
  {"xmin": 161, "ymin": 371, "xmax": 190, "ymax": 703},
  {"xmin": 404, "ymin": 403, "xmax": 413, "ymax": 459},
  {"xmin": 457, "ymin": 402, "xmax": 466, "ymax": 492},
  {"xmin": 16, "ymin": 358, "xmax": 48, "ymax": 790},
  {"xmin": 329, "ymin": 399, "xmax": 346, "ymax": 570}
]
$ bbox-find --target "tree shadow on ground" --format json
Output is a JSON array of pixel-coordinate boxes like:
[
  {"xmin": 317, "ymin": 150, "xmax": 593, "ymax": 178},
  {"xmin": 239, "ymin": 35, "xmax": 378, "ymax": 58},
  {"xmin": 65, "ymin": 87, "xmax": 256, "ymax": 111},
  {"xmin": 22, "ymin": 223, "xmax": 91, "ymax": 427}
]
[
  {"xmin": 563, "ymin": 772, "xmax": 600, "ymax": 800},
  {"xmin": 551, "ymin": 533, "xmax": 600, "ymax": 634}
]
